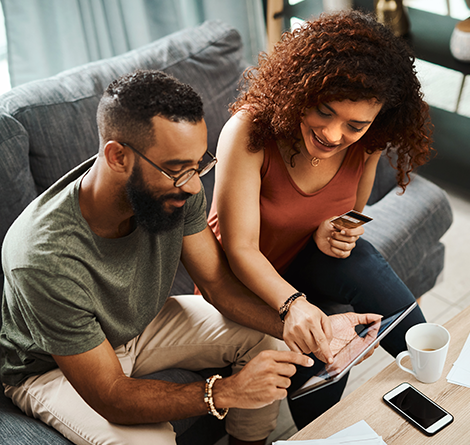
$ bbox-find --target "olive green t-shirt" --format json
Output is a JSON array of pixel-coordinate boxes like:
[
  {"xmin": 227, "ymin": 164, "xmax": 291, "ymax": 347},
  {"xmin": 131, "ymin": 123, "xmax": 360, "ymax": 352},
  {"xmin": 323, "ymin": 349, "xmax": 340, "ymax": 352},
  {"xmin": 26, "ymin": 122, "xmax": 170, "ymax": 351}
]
[{"xmin": 0, "ymin": 158, "xmax": 207, "ymax": 386}]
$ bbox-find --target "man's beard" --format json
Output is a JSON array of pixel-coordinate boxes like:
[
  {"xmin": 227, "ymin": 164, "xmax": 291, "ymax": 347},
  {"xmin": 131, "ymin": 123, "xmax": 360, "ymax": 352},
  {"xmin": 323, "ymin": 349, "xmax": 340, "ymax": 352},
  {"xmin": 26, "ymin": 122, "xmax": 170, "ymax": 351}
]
[{"xmin": 125, "ymin": 162, "xmax": 191, "ymax": 234}]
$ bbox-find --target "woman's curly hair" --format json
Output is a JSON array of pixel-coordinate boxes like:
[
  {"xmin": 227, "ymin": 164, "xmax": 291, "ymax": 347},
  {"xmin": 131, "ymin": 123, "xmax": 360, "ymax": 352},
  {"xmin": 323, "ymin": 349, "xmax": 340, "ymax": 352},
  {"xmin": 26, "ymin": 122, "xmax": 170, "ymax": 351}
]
[{"xmin": 231, "ymin": 10, "xmax": 433, "ymax": 191}]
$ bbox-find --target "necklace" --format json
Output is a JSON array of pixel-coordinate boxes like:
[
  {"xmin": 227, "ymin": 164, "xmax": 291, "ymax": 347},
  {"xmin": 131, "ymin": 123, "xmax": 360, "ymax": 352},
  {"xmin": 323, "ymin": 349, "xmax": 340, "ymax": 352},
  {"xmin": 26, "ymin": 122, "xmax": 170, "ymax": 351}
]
[
  {"xmin": 277, "ymin": 139, "xmax": 321, "ymax": 168},
  {"xmin": 310, "ymin": 157, "xmax": 320, "ymax": 167},
  {"xmin": 299, "ymin": 141, "xmax": 321, "ymax": 167}
]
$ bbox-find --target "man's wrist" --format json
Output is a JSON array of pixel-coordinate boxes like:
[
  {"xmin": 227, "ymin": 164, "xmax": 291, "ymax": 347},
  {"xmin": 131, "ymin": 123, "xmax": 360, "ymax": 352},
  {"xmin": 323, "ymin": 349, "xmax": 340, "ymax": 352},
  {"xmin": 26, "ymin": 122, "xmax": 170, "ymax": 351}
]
[{"xmin": 204, "ymin": 375, "xmax": 229, "ymax": 420}]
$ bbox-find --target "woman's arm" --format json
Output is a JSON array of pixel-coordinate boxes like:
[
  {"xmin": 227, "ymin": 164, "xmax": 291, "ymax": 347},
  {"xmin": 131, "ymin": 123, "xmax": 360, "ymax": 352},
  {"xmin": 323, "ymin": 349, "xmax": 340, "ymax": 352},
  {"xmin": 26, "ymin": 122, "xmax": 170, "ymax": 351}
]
[
  {"xmin": 214, "ymin": 113, "xmax": 333, "ymax": 361},
  {"xmin": 215, "ymin": 113, "xmax": 292, "ymax": 307}
]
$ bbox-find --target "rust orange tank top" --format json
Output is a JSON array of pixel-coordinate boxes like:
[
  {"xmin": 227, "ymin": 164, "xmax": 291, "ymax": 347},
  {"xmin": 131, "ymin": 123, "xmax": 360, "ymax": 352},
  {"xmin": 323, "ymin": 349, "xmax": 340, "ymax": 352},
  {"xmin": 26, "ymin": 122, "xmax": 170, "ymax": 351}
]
[{"xmin": 208, "ymin": 139, "xmax": 365, "ymax": 274}]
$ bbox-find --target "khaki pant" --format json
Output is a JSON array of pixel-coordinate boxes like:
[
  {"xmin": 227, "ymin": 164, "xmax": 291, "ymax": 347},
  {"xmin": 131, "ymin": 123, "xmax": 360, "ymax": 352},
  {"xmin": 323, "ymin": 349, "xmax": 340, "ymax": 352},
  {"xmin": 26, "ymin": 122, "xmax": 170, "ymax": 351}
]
[{"xmin": 4, "ymin": 295, "xmax": 285, "ymax": 444}]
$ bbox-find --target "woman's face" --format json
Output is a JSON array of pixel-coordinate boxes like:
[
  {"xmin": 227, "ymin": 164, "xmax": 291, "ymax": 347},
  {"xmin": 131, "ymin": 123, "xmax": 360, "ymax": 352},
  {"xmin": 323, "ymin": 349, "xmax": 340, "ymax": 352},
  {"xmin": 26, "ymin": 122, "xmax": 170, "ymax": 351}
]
[{"xmin": 300, "ymin": 99, "xmax": 383, "ymax": 160}]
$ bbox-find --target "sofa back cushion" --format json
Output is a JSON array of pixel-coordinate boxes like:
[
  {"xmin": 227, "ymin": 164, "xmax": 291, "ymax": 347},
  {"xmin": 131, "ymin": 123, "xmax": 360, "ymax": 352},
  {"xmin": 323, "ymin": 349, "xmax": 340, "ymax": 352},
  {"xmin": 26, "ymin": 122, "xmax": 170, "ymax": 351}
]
[{"xmin": 0, "ymin": 20, "xmax": 246, "ymax": 297}]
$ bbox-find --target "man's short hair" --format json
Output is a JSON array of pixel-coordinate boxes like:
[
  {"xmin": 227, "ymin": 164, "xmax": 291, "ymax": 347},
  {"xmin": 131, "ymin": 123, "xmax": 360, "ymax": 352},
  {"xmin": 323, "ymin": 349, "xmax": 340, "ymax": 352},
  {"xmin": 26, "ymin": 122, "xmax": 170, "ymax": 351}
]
[{"xmin": 96, "ymin": 70, "xmax": 204, "ymax": 153}]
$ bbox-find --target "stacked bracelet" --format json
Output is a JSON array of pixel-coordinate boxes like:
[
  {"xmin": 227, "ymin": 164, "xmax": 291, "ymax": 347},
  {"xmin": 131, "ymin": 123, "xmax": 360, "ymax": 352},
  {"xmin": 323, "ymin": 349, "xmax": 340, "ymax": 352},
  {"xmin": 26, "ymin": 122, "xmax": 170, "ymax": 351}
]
[
  {"xmin": 279, "ymin": 292, "xmax": 306, "ymax": 323},
  {"xmin": 204, "ymin": 374, "xmax": 229, "ymax": 420}
]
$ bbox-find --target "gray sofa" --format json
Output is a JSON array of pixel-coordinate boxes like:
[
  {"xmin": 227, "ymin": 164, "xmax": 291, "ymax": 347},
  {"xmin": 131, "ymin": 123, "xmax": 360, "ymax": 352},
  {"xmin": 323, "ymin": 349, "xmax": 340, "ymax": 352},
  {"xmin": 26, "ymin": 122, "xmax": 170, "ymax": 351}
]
[{"xmin": 0, "ymin": 20, "xmax": 453, "ymax": 445}]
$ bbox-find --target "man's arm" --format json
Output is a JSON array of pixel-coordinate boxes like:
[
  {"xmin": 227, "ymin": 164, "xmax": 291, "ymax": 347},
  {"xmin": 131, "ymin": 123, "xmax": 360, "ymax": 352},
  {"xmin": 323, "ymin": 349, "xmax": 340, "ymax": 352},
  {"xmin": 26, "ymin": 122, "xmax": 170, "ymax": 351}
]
[
  {"xmin": 52, "ymin": 339, "xmax": 207, "ymax": 424},
  {"xmin": 182, "ymin": 226, "xmax": 383, "ymax": 365},
  {"xmin": 51, "ymin": 229, "xmax": 372, "ymax": 425},
  {"xmin": 182, "ymin": 226, "xmax": 335, "ymax": 363},
  {"xmin": 53, "ymin": 338, "xmax": 312, "ymax": 425},
  {"xmin": 181, "ymin": 226, "xmax": 286, "ymax": 340}
]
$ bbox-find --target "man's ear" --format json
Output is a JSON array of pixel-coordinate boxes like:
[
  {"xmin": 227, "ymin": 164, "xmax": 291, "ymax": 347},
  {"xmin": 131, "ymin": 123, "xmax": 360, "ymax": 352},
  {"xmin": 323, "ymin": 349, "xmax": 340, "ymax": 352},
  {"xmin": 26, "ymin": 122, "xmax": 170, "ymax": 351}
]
[{"xmin": 104, "ymin": 141, "xmax": 132, "ymax": 174}]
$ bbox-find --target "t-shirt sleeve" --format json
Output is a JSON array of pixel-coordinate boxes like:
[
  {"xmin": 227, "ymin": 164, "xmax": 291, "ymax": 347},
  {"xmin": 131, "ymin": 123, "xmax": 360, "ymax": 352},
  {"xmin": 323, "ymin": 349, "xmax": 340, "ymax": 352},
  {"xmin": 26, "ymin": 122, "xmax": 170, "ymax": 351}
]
[
  {"xmin": 182, "ymin": 185, "xmax": 207, "ymax": 237},
  {"xmin": 9, "ymin": 267, "xmax": 106, "ymax": 356}
]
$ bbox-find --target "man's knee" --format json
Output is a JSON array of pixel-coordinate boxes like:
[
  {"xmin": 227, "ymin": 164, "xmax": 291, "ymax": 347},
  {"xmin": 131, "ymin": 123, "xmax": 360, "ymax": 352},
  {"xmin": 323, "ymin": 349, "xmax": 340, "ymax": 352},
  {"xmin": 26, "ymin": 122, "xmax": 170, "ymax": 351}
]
[{"xmin": 258, "ymin": 334, "xmax": 289, "ymax": 353}]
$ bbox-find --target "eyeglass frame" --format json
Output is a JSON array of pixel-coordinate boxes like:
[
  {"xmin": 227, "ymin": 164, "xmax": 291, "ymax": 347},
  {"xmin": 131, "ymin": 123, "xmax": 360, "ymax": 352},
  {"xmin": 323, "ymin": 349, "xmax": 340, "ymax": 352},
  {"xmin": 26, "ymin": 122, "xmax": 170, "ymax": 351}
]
[{"xmin": 120, "ymin": 142, "xmax": 217, "ymax": 188}]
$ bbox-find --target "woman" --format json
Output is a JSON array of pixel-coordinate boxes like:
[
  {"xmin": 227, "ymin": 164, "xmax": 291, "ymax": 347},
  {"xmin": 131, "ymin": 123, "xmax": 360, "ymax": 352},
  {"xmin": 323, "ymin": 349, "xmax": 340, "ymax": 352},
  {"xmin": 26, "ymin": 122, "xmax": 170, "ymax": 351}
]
[{"xmin": 209, "ymin": 10, "xmax": 430, "ymax": 427}]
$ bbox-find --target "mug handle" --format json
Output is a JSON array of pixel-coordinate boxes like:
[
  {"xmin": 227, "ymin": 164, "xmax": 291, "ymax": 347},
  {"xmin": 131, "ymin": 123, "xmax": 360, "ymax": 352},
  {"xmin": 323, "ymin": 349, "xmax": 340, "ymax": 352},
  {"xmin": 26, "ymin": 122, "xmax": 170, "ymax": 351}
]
[{"xmin": 396, "ymin": 351, "xmax": 417, "ymax": 378}]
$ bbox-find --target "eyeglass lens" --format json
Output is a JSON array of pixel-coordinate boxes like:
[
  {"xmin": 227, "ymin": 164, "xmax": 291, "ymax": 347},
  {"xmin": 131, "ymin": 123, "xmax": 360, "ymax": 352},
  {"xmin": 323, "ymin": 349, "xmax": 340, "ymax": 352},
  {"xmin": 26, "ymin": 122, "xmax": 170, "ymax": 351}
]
[{"xmin": 174, "ymin": 156, "xmax": 217, "ymax": 187}]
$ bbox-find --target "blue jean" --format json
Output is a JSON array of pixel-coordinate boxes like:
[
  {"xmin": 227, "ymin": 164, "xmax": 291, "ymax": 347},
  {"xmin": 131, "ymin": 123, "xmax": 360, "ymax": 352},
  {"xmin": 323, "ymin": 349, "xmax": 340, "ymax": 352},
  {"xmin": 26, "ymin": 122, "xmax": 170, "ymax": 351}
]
[{"xmin": 283, "ymin": 237, "xmax": 426, "ymax": 429}]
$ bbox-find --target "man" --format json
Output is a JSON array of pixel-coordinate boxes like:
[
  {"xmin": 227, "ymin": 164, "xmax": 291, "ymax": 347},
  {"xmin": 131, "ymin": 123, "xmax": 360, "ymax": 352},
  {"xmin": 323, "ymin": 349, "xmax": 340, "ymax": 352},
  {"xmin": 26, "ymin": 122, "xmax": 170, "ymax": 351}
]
[{"xmin": 0, "ymin": 70, "xmax": 379, "ymax": 444}]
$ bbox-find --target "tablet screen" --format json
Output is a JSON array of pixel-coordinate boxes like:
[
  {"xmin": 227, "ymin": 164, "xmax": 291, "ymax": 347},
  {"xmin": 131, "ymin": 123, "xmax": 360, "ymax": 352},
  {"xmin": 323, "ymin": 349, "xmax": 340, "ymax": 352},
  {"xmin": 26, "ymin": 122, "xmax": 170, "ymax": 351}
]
[{"xmin": 290, "ymin": 302, "xmax": 417, "ymax": 400}]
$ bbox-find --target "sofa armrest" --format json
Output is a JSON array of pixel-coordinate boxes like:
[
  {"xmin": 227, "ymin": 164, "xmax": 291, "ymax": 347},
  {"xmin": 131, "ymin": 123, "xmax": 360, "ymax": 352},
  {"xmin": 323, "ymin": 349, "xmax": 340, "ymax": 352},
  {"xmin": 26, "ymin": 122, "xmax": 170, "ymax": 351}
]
[{"xmin": 363, "ymin": 174, "xmax": 453, "ymax": 289}]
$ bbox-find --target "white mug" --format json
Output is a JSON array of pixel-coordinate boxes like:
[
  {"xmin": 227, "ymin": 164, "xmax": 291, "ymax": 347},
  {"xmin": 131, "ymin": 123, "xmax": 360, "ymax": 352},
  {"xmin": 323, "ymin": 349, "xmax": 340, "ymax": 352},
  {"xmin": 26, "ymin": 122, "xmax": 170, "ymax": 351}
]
[{"xmin": 396, "ymin": 323, "xmax": 450, "ymax": 383}]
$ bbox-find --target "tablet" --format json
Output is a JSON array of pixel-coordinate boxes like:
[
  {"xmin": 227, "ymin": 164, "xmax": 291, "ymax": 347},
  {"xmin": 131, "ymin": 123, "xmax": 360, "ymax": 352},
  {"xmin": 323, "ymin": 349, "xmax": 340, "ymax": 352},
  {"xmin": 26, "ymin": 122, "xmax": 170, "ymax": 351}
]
[{"xmin": 290, "ymin": 301, "xmax": 417, "ymax": 400}]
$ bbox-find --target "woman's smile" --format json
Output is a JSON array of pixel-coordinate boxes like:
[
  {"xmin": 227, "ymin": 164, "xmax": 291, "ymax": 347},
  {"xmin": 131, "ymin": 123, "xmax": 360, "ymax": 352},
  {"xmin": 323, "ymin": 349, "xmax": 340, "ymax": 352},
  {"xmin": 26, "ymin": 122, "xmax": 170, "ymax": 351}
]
[
  {"xmin": 301, "ymin": 99, "xmax": 383, "ymax": 160},
  {"xmin": 312, "ymin": 131, "xmax": 341, "ymax": 150}
]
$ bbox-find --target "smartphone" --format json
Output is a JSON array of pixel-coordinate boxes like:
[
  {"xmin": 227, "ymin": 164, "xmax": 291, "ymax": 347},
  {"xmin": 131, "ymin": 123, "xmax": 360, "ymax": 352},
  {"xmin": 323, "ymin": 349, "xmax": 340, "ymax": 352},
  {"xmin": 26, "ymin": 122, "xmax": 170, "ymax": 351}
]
[
  {"xmin": 383, "ymin": 383, "xmax": 454, "ymax": 436},
  {"xmin": 330, "ymin": 209, "xmax": 373, "ymax": 230}
]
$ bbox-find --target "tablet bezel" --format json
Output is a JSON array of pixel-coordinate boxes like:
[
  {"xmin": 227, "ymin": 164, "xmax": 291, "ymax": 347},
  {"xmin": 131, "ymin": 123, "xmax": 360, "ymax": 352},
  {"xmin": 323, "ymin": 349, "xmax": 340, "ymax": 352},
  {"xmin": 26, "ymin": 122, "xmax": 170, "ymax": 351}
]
[{"xmin": 290, "ymin": 301, "xmax": 417, "ymax": 400}]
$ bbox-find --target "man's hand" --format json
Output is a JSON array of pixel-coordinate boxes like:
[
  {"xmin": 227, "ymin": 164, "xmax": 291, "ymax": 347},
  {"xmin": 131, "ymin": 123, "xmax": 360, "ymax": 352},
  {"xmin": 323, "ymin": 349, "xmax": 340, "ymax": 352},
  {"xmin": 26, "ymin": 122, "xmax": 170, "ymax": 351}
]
[
  {"xmin": 213, "ymin": 350, "xmax": 313, "ymax": 410},
  {"xmin": 282, "ymin": 298, "xmax": 334, "ymax": 363},
  {"xmin": 314, "ymin": 218, "xmax": 364, "ymax": 259}
]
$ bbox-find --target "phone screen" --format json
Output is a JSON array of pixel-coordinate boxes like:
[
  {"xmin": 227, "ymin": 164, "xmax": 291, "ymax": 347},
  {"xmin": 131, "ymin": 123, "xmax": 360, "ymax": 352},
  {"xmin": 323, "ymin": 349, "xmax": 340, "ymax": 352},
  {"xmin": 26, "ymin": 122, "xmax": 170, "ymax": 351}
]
[{"xmin": 388, "ymin": 386, "xmax": 447, "ymax": 428}]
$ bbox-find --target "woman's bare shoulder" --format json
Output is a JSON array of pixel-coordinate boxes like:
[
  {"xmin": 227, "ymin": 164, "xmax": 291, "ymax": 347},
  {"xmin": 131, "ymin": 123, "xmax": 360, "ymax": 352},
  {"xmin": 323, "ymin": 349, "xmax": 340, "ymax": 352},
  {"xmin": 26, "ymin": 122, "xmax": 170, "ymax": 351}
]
[
  {"xmin": 222, "ymin": 109, "xmax": 254, "ymax": 133},
  {"xmin": 363, "ymin": 148, "xmax": 383, "ymax": 162},
  {"xmin": 217, "ymin": 110, "xmax": 264, "ymax": 167}
]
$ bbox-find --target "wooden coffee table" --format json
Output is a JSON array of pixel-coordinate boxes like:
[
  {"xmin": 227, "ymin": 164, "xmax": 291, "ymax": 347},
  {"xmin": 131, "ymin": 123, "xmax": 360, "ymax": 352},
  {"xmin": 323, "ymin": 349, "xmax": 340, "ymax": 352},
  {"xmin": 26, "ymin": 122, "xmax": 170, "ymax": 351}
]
[{"xmin": 288, "ymin": 305, "xmax": 470, "ymax": 443}]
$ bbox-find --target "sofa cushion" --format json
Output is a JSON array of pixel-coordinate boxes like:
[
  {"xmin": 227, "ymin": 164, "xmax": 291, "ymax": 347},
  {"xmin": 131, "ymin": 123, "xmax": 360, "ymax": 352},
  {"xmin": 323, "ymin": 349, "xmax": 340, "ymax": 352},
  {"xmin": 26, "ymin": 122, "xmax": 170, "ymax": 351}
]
[
  {"xmin": 0, "ymin": 110, "xmax": 36, "ymax": 243},
  {"xmin": 1, "ymin": 20, "xmax": 244, "ymax": 193},
  {"xmin": 363, "ymin": 174, "xmax": 453, "ymax": 296}
]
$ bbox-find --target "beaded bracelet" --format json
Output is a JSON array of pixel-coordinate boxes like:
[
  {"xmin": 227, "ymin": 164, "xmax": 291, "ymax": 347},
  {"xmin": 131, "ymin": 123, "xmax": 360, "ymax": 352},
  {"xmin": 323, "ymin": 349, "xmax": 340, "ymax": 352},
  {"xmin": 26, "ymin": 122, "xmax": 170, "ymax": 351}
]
[
  {"xmin": 279, "ymin": 292, "xmax": 306, "ymax": 323},
  {"xmin": 204, "ymin": 374, "xmax": 229, "ymax": 420}
]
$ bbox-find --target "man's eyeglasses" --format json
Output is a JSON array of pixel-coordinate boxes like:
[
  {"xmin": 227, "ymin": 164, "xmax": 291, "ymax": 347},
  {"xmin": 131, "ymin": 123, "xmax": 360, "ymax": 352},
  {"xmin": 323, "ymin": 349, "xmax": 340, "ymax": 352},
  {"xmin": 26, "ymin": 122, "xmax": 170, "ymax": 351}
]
[{"xmin": 121, "ymin": 142, "xmax": 217, "ymax": 188}]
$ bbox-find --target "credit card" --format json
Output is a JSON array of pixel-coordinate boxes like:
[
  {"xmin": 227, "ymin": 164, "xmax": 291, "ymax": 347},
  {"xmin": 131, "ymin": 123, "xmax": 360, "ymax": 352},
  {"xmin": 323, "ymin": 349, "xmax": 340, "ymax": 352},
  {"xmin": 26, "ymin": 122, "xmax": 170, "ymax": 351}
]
[{"xmin": 331, "ymin": 210, "xmax": 373, "ymax": 229}]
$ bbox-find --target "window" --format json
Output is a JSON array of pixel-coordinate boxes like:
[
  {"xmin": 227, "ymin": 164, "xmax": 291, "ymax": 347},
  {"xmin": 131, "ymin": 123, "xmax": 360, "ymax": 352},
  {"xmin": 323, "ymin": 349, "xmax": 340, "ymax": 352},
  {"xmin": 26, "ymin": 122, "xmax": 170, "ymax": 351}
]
[
  {"xmin": 0, "ymin": 5, "xmax": 11, "ymax": 94},
  {"xmin": 286, "ymin": 0, "xmax": 470, "ymax": 117}
]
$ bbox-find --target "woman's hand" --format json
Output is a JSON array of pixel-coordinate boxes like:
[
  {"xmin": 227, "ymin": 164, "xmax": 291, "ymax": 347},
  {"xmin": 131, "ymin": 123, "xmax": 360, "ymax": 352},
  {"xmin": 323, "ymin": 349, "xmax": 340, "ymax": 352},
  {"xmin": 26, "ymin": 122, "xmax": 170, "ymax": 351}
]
[
  {"xmin": 283, "ymin": 297, "xmax": 334, "ymax": 363},
  {"xmin": 314, "ymin": 218, "xmax": 364, "ymax": 258}
]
